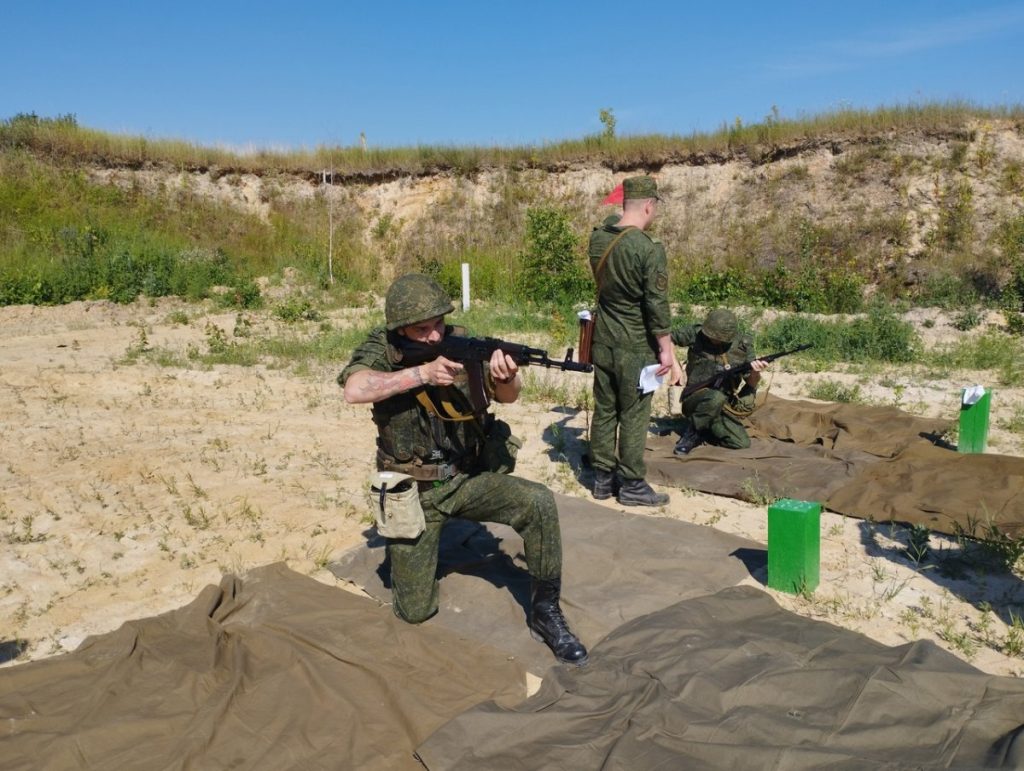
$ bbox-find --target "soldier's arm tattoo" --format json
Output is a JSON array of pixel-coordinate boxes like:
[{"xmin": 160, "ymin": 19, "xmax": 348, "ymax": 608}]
[{"xmin": 344, "ymin": 365, "xmax": 424, "ymax": 404}]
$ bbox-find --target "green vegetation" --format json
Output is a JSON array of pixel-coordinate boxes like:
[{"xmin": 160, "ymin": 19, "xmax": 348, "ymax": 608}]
[
  {"xmin": 517, "ymin": 207, "xmax": 590, "ymax": 305},
  {"xmin": 805, "ymin": 380, "xmax": 865, "ymax": 403},
  {"xmin": 758, "ymin": 306, "xmax": 920, "ymax": 364},
  {"xmin": 4, "ymin": 103, "xmax": 1024, "ymax": 320},
  {"xmin": 674, "ymin": 260, "xmax": 866, "ymax": 314},
  {"xmin": 925, "ymin": 331, "xmax": 1024, "ymax": 387},
  {"xmin": 5, "ymin": 103, "xmax": 1020, "ymax": 178}
]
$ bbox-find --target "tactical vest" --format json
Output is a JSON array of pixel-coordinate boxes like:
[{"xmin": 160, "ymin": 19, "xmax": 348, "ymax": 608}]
[{"xmin": 372, "ymin": 326, "xmax": 488, "ymax": 479}]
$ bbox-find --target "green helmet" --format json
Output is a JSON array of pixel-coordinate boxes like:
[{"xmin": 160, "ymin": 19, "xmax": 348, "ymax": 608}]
[
  {"xmin": 384, "ymin": 273, "xmax": 454, "ymax": 331},
  {"xmin": 702, "ymin": 309, "xmax": 738, "ymax": 344}
]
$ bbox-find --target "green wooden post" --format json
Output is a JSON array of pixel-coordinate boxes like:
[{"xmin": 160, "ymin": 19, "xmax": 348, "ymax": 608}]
[
  {"xmin": 958, "ymin": 388, "xmax": 991, "ymax": 454},
  {"xmin": 767, "ymin": 499, "xmax": 821, "ymax": 595}
]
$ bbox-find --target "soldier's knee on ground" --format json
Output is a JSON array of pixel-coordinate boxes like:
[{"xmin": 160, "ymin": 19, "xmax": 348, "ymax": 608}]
[
  {"xmin": 390, "ymin": 572, "xmax": 439, "ymax": 624},
  {"xmin": 716, "ymin": 427, "xmax": 751, "ymax": 450},
  {"xmin": 392, "ymin": 591, "xmax": 437, "ymax": 624}
]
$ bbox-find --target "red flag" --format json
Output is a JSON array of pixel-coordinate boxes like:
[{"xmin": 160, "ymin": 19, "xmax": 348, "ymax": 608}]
[{"xmin": 601, "ymin": 183, "xmax": 623, "ymax": 205}]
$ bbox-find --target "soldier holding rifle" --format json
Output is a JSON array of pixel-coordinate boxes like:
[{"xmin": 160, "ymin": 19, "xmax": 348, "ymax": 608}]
[
  {"xmin": 671, "ymin": 309, "xmax": 771, "ymax": 455},
  {"xmin": 339, "ymin": 273, "xmax": 589, "ymax": 666}
]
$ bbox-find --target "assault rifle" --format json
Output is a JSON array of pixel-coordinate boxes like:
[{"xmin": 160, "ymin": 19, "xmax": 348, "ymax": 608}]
[
  {"xmin": 396, "ymin": 334, "xmax": 592, "ymax": 413},
  {"xmin": 680, "ymin": 343, "xmax": 813, "ymax": 399}
]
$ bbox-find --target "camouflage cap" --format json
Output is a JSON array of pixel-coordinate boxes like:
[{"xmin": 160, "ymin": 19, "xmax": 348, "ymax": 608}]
[
  {"xmin": 622, "ymin": 175, "xmax": 661, "ymax": 201},
  {"xmin": 384, "ymin": 273, "xmax": 454, "ymax": 331},
  {"xmin": 702, "ymin": 309, "xmax": 738, "ymax": 344}
]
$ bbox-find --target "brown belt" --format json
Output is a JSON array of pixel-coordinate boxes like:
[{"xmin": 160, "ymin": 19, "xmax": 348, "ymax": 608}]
[{"xmin": 377, "ymin": 452, "xmax": 461, "ymax": 482}]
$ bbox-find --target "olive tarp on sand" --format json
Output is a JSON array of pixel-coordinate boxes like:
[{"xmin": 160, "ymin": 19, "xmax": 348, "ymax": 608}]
[
  {"xmin": 4, "ymin": 494, "xmax": 1024, "ymax": 768},
  {"xmin": 416, "ymin": 586, "xmax": 1024, "ymax": 770},
  {"xmin": 0, "ymin": 563, "xmax": 527, "ymax": 771},
  {"xmin": 647, "ymin": 395, "xmax": 1024, "ymax": 538},
  {"xmin": 329, "ymin": 495, "xmax": 764, "ymax": 675}
]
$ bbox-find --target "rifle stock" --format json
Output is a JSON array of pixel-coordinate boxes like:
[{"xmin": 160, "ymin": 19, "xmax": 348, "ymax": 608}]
[{"xmin": 680, "ymin": 343, "xmax": 813, "ymax": 399}]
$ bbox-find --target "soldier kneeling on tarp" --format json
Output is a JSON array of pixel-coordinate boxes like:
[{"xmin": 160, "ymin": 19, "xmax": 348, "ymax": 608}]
[
  {"xmin": 338, "ymin": 273, "xmax": 588, "ymax": 667},
  {"xmin": 671, "ymin": 309, "xmax": 770, "ymax": 456}
]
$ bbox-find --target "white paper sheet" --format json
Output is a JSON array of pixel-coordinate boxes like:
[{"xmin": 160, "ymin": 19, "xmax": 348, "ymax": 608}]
[
  {"xmin": 962, "ymin": 384, "xmax": 986, "ymax": 406},
  {"xmin": 638, "ymin": 364, "xmax": 664, "ymax": 394}
]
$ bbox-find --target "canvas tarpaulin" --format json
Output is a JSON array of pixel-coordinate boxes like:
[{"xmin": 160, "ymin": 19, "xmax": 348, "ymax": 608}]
[
  {"xmin": 6, "ymin": 492, "xmax": 1024, "ymax": 769},
  {"xmin": 416, "ymin": 585, "xmax": 1024, "ymax": 770},
  {"xmin": 0, "ymin": 562, "xmax": 527, "ymax": 771},
  {"xmin": 647, "ymin": 396, "xmax": 1024, "ymax": 538},
  {"xmin": 329, "ymin": 494, "xmax": 765, "ymax": 675}
]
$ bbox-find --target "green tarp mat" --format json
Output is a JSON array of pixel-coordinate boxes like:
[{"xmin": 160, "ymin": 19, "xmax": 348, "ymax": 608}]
[
  {"xmin": 417, "ymin": 586, "xmax": 1024, "ymax": 770},
  {"xmin": 647, "ymin": 396, "xmax": 1024, "ymax": 538}
]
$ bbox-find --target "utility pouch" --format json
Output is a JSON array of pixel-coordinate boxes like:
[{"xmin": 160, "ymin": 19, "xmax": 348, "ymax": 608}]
[
  {"xmin": 367, "ymin": 471, "xmax": 425, "ymax": 539},
  {"xmin": 478, "ymin": 419, "xmax": 523, "ymax": 475},
  {"xmin": 577, "ymin": 310, "xmax": 596, "ymax": 366}
]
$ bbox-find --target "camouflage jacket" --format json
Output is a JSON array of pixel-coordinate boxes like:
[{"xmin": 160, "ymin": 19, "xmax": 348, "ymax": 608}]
[
  {"xmin": 588, "ymin": 216, "xmax": 671, "ymax": 351},
  {"xmin": 338, "ymin": 326, "xmax": 498, "ymax": 469},
  {"xmin": 671, "ymin": 323, "xmax": 757, "ymax": 397}
]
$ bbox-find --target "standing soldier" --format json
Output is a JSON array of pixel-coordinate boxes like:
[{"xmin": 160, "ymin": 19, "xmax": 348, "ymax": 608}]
[
  {"xmin": 339, "ymin": 273, "xmax": 588, "ymax": 666},
  {"xmin": 672, "ymin": 308, "xmax": 769, "ymax": 455},
  {"xmin": 588, "ymin": 176, "xmax": 680, "ymax": 506}
]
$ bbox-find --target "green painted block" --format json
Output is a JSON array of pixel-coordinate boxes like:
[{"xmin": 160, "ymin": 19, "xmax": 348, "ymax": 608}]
[
  {"xmin": 767, "ymin": 498, "xmax": 821, "ymax": 595},
  {"xmin": 958, "ymin": 389, "xmax": 991, "ymax": 454}
]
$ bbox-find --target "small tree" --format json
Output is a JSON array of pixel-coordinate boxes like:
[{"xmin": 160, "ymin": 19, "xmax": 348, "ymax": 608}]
[
  {"xmin": 598, "ymin": 108, "xmax": 616, "ymax": 140},
  {"xmin": 518, "ymin": 207, "xmax": 589, "ymax": 304}
]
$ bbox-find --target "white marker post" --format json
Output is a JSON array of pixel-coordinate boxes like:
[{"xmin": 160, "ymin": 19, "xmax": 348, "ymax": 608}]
[{"xmin": 461, "ymin": 263, "xmax": 470, "ymax": 311}]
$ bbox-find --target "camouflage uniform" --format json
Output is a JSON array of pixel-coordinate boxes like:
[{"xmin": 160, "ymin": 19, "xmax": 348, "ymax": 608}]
[
  {"xmin": 672, "ymin": 317, "xmax": 758, "ymax": 449},
  {"xmin": 588, "ymin": 179, "xmax": 672, "ymax": 482},
  {"xmin": 338, "ymin": 326, "xmax": 561, "ymax": 623}
]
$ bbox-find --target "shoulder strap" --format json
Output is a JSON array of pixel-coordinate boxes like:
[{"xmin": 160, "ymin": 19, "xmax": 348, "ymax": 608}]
[{"xmin": 593, "ymin": 226, "xmax": 636, "ymax": 295}]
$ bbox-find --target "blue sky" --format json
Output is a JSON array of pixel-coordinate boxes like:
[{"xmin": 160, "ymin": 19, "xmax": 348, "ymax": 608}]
[{"xmin": 3, "ymin": 1, "xmax": 1023, "ymax": 151}]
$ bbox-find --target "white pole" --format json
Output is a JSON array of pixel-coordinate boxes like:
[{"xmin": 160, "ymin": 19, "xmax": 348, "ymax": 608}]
[{"xmin": 461, "ymin": 263, "xmax": 470, "ymax": 311}]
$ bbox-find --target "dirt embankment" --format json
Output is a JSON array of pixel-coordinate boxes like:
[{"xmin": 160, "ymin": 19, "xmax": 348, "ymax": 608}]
[{"xmin": 88, "ymin": 120, "xmax": 1024, "ymax": 287}]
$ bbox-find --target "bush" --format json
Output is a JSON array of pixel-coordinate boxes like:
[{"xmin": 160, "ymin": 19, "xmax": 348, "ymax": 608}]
[
  {"xmin": 675, "ymin": 267, "xmax": 750, "ymax": 305},
  {"xmin": 517, "ymin": 207, "xmax": 590, "ymax": 305},
  {"xmin": 759, "ymin": 306, "xmax": 919, "ymax": 363}
]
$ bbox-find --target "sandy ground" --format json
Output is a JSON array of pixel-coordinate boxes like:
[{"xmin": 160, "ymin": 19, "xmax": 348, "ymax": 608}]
[{"xmin": 2, "ymin": 298, "xmax": 1023, "ymax": 680}]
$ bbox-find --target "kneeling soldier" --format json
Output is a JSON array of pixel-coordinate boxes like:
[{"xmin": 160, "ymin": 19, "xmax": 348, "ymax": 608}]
[
  {"xmin": 672, "ymin": 309, "xmax": 769, "ymax": 455},
  {"xmin": 339, "ymin": 273, "xmax": 588, "ymax": 666}
]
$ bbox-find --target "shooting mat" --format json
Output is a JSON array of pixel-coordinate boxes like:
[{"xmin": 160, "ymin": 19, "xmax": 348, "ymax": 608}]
[
  {"xmin": 329, "ymin": 494, "xmax": 764, "ymax": 675},
  {"xmin": 647, "ymin": 396, "xmax": 1024, "ymax": 538}
]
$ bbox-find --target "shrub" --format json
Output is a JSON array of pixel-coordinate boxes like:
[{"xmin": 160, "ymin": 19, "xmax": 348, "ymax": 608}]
[
  {"xmin": 806, "ymin": 380, "xmax": 864, "ymax": 403},
  {"xmin": 759, "ymin": 306, "xmax": 919, "ymax": 363},
  {"xmin": 676, "ymin": 267, "xmax": 750, "ymax": 305},
  {"xmin": 517, "ymin": 207, "xmax": 590, "ymax": 305}
]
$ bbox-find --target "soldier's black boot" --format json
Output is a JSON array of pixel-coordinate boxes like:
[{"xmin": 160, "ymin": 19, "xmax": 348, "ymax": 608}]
[
  {"xmin": 592, "ymin": 468, "xmax": 616, "ymax": 500},
  {"xmin": 673, "ymin": 422, "xmax": 703, "ymax": 456},
  {"xmin": 617, "ymin": 478, "xmax": 670, "ymax": 507},
  {"xmin": 530, "ymin": 578, "xmax": 589, "ymax": 666}
]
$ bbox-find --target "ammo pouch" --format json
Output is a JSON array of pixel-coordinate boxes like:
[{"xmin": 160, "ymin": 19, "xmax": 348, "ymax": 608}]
[
  {"xmin": 367, "ymin": 471, "xmax": 425, "ymax": 540},
  {"xmin": 477, "ymin": 418, "xmax": 522, "ymax": 475}
]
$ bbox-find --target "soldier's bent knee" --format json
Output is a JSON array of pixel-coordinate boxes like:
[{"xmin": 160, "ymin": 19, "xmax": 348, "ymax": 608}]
[{"xmin": 393, "ymin": 595, "xmax": 437, "ymax": 624}]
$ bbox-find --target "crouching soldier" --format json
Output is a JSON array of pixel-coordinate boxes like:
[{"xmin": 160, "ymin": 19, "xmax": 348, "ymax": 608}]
[
  {"xmin": 672, "ymin": 309, "xmax": 769, "ymax": 455},
  {"xmin": 338, "ymin": 273, "xmax": 588, "ymax": 666}
]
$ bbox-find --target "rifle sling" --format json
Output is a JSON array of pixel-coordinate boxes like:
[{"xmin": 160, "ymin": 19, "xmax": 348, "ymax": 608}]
[
  {"xmin": 415, "ymin": 390, "xmax": 477, "ymax": 422},
  {"xmin": 593, "ymin": 226, "xmax": 636, "ymax": 295}
]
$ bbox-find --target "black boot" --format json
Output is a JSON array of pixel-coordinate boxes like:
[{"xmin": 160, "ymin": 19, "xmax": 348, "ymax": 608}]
[
  {"xmin": 673, "ymin": 422, "xmax": 703, "ymax": 456},
  {"xmin": 617, "ymin": 478, "xmax": 669, "ymax": 507},
  {"xmin": 530, "ymin": 579, "xmax": 589, "ymax": 666},
  {"xmin": 592, "ymin": 468, "xmax": 616, "ymax": 500}
]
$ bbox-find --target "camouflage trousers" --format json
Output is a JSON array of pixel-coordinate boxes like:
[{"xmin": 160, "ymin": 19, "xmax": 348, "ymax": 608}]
[
  {"xmin": 681, "ymin": 388, "xmax": 753, "ymax": 449},
  {"xmin": 387, "ymin": 471, "xmax": 562, "ymax": 623},
  {"xmin": 589, "ymin": 342, "xmax": 657, "ymax": 480}
]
